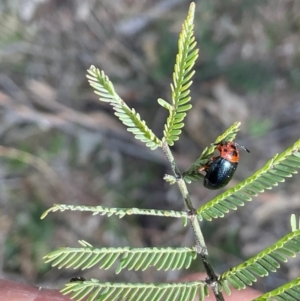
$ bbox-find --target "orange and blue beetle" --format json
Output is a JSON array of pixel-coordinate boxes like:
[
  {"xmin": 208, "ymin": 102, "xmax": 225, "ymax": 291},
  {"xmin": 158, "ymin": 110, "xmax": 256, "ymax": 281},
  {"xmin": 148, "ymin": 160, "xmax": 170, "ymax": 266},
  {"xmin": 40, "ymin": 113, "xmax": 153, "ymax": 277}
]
[{"xmin": 199, "ymin": 141, "xmax": 250, "ymax": 190}]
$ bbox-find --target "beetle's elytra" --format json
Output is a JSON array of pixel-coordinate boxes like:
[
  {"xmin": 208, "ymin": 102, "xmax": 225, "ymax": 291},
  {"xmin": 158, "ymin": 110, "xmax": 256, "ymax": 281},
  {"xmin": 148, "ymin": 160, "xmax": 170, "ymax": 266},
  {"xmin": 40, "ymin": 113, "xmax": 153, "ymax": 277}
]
[{"xmin": 199, "ymin": 141, "xmax": 249, "ymax": 190}]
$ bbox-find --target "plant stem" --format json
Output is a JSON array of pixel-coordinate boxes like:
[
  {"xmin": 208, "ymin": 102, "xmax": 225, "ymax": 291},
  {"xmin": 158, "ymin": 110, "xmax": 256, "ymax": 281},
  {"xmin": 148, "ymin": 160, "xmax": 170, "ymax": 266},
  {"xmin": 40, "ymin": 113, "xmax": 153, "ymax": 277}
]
[{"xmin": 162, "ymin": 141, "xmax": 224, "ymax": 301}]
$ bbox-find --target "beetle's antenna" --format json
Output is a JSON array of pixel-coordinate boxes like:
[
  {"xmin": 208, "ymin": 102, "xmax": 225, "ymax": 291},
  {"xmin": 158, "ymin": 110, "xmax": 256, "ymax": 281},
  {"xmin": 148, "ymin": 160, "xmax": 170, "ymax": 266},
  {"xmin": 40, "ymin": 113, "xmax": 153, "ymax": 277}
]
[{"xmin": 235, "ymin": 142, "xmax": 250, "ymax": 153}]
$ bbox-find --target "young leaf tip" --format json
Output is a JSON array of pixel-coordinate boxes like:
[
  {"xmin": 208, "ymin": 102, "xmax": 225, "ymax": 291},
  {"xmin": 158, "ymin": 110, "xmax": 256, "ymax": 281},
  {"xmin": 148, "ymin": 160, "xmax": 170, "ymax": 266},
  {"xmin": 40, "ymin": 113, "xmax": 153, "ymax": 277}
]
[
  {"xmin": 290, "ymin": 214, "xmax": 297, "ymax": 231},
  {"xmin": 40, "ymin": 212, "xmax": 47, "ymax": 219},
  {"xmin": 87, "ymin": 65, "xmax": 95, "ymax": 75},
  {"xmin": 189, "ymin": 2, "xmax": 195, "ymax": 14},
  {"xmin": 186, "ymin": 2, "xmax": 195, "ymax": 25}
]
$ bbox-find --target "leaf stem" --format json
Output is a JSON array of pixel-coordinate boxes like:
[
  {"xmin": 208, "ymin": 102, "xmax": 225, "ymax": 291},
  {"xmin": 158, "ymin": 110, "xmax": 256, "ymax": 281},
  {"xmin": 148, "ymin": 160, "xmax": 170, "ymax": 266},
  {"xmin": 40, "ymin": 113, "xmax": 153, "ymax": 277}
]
[{"xmin": 161, "ymin": 141, "xmax": 224, "ymax": 301}]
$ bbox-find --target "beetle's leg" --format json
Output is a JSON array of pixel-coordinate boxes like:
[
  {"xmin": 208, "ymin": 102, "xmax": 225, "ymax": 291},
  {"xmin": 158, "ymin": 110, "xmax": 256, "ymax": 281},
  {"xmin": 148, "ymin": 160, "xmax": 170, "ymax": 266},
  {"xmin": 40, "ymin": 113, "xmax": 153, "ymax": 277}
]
[{"xmin": 198, "ymin": 156, "xmax": 217, "ymax": 172}]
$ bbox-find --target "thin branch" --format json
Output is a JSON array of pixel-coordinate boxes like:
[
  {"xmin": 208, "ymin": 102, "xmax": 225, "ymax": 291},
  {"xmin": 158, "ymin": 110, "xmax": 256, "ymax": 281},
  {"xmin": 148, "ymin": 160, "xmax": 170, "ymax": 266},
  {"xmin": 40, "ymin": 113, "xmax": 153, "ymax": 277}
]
[{"xmin": 161, "ymin": 141, "xmax": 224, "ymax": 301}]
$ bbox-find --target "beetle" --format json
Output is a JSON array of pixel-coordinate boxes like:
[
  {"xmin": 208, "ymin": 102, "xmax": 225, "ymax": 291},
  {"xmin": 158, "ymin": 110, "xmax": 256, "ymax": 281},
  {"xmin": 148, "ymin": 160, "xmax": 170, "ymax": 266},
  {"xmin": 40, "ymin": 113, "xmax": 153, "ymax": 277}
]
[{"xmin": 198, "ymin": 141, "xmax": 250, "ymax": 190}]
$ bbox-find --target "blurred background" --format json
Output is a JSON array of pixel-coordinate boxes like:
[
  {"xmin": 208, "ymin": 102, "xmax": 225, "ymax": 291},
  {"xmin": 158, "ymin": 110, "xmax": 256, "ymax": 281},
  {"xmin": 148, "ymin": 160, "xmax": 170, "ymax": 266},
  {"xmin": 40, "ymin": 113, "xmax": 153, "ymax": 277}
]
[{"xmin": 0, "ymin": 0, "xmax": 299, "ymax": 293}]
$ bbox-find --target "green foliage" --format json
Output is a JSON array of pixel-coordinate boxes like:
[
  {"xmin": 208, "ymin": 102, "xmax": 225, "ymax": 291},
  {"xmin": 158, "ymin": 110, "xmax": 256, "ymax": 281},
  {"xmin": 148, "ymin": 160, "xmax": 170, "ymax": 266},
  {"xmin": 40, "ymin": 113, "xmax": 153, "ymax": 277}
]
[
  {"xmin": 41, "ymin": 204, "xmax": 187, "ymax": 220},
  {"xmin": 252, "ymin": 277, "xmax": 300, "ymax": 301},
  {"xmin": 219, "ymin": 229, "xmax": 300, "ymax": 291},
  {"xmin": 44, "ymin": 240, "xmax": 196, "ymax": 273},
  {"xmin": 61, "ymin": 279, "xmax": 206, "ymax": 301},
  {"xmin": 87, "ymin": 67, "xmax": 161, "ymax": 150},
  {"xmin": 40, "ymin": 2, "xmax": 300, "ymax": 301},
  {"xmin": 160, "ymin": 3, "xmax": 198, "ymax": 146},
  {"xmin": 197, "ymin": 139, "xmax": 300, "ymax": 221}
]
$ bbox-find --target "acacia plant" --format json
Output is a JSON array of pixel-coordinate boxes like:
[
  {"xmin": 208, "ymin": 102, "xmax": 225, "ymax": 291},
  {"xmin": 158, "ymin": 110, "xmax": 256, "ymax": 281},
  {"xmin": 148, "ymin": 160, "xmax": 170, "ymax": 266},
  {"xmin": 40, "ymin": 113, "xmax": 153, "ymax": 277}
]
[{"xmin": 42, "ymin": 3, "xmax": 300, "ymax": 301}]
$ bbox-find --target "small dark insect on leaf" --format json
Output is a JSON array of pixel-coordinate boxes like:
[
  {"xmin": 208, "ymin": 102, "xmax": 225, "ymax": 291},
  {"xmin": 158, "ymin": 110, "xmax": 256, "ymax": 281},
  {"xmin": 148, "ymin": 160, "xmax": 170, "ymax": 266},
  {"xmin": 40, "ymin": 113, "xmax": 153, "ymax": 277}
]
[{"xmin": 70, "ymin": 276, "xmax": 86, "ymax": 282}]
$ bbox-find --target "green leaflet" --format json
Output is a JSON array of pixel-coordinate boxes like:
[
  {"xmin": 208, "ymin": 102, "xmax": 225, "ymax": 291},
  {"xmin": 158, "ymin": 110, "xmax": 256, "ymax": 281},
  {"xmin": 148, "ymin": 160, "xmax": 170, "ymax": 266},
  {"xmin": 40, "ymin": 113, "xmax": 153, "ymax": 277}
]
[
  {"xmin": 220, "ymin": 230, "xmax": 300, "ymax": 291},
  {"xmin": 157, "ymin": 98, "xmax": 172, "ymax": 111}
]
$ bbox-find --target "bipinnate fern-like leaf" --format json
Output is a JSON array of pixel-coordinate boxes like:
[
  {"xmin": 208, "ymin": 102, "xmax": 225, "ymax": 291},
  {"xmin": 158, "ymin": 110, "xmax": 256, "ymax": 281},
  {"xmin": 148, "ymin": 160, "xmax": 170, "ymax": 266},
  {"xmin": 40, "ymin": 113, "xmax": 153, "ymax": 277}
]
[
  {"xmin": 219, "ymin": 229, "xmax": 300, "ymax": 292},
  {"xmin": 162, "ymin": 3, "xmax": 198, "ymax": 146},
  {"xmin": 41, "ymin": 204, "xmax": 186, "ymax": 220},
  {"xmin": 61, "ymin": 279, "xmax": 206, "ymax": 301},
  {"xmin": 87, "ymin": 66, "xmax": 161, "ymax": 150},
  {"xmin": 183, "ymin": 122, "xmax": 242, "ymax": 183},
  {"xmin": 197, "ymin": 139, "xmax": 300, "ymax": 221},
  {"xmin": 252, "ymin": 276, "xmax": 300, "ymax": 301},
  {"xmin": 44, "ymin": 240, "xmax": 197, "ymax": 273}
]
